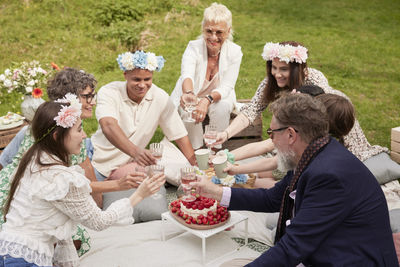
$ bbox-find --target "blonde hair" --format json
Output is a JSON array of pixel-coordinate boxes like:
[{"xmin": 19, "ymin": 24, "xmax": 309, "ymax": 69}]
[{"xmin": 202, "ymin": 3, "xmax": 233, "ymax": 41}]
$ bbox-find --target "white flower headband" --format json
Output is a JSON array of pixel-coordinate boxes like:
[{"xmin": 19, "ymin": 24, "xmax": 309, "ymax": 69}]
[
  {"xmin": 54, "ymin": 93, "xmax": 82, "ymax": 128},
  {"xmin": 262, "ymin": 42, "xmax": 308, "ymax": 64},
  {"xmin": 117, "ymin": 51, "xmax": 165, "ymax": 72}
]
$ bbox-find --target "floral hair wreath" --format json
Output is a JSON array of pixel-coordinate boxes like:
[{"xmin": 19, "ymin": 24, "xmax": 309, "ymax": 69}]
[
  {"xmin": 262, "ymin": 42, "xmax": 308, "ymax": 64},
  {"xmin": 54, "ymin": 93, "xmax": 82, "ymax": 128},
  {"xmin": 117, "ymin": 51, "xmax": 165, "ymax": 72}
]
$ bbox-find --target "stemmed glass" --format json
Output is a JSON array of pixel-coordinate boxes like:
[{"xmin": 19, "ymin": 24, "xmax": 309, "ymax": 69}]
[
  {"xmin": 150, "ymin": 143, "xmax": 164, "ymax": 164},
  {"xmin": 204, "ymin": 124, "xmax": 217, "ymax": 155},
  {"xmin": 182, "ymin": 94, "xmax": 198, "ymax": 123},
  {"xmin": 135, "ymin": 165, "xmax": 164, "ymax": 200},
  {"xmin": 180, "ymin": 166, "xmax": 197, "ymax": 202}
]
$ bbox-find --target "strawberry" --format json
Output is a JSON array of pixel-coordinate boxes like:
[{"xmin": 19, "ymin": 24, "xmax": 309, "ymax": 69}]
[
  {"xmin": 221, "ymin": 218, "xmax": 226, "ymax": 222},
  {"xmin": 185, "ymin": 219, "xmax": 191, "ymax": 224},
  {"xmin": 171, "ymin": 207, "xmax": 177, "ymax": 213},
  {"xmin": 192, "ymin": 205, "xmax": 197, "ymax": 210},
  {"xmin": 179, "ymin": 211, "xmax": 184, "ymax": 217},
  {"xmin": 195, "ymin": 193, "xmax": 200, "ymax": 199},
  {"xmin": 213, "ymin": 218, "xmax": 217, "ymax": 222},
  {"xmin": 198, "ymin": 204, "xmax": 204, "ymax": 210},
  {"xmin": 213, "ymin": 212, "xmax": 217, "ymax": 217},
  {"xmin": 197, "ymin": 219, "xmax": 202, "ymax": 225},
  {"xmin": 210, "ymin": 221, "xmax": 215, "ymax": 225},
  {"xmin": 202, "ymin": 218, "xmax": 208, "ymax": 224},
  {"xmin": 192, "ymin": 217, "xmax": 197, "ymax": 224},
  {"xmin": 207, "ymin": 211, "xmax": 214, "ymax": 217},
  {"xmin": 207, "ymin": 215, "xmax": 213, "ymax": 222},
  {"xmin": 183, "ymin": 214, "xmax": 188, "ymax": 220},
  {"xmin": 198, "ymin": 215, "xmax": 204, "ymax": 220},
  {"xmin": 217, "ymin": 214, "xmax": 221, "ymax": 221}
]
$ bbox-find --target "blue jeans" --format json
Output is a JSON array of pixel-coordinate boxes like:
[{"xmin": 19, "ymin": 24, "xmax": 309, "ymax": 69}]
[{"xmin": 0, "ymin": 254, "xmax": 42, "ymax": 267}]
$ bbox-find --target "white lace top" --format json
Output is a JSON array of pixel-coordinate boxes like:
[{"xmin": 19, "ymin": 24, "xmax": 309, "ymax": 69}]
[{"xmin": 0, "ymin": 153, "xmax": 133, "ymax": 266}]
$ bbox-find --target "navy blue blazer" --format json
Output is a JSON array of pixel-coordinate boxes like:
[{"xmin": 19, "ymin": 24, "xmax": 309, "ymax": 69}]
[{"xmin": 230, "ymin": 138, "xmax": 399, "ymax": 266}]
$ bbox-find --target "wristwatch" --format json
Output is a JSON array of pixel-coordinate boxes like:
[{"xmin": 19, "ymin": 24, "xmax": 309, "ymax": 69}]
[{"xmin": 205, "ymin": 95, "xmax": 214, "ymax": 103}]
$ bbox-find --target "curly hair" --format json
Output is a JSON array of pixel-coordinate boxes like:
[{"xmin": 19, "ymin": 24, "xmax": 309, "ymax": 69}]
[{"xmin": 47, "ymin": 68, "xmax": 97, "ymax": 100}]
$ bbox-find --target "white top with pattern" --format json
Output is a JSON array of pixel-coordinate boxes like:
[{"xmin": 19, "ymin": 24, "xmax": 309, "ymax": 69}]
[
  {"xmin": 240, "ymin": 68, "xmax": 387, "ymax": 162},
  {"xmin": 0, "ymin": 153, "xmax": 133, "ymax": 266}
]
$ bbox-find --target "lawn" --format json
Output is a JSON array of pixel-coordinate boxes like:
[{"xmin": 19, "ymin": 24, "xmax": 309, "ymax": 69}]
[{"xmin": 0, "ymin": 0, "xmax": 399, "ymax": 148}]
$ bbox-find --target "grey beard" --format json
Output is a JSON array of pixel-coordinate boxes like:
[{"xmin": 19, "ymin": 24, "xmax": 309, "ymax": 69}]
[{"xmin": 276, "ymin": 149, "xmax": 297, "ymax": 173}]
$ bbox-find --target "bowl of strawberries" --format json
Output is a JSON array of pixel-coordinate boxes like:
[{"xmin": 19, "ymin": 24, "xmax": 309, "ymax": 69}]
[{"xmin": 169, "ymin": 194, "xmax": 230, "ymax": 230}]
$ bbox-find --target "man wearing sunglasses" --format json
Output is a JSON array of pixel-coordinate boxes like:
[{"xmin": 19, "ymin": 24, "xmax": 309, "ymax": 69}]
[{"xmin": 193, "ymin": 93, "xmax": 397, "ymax": 266}]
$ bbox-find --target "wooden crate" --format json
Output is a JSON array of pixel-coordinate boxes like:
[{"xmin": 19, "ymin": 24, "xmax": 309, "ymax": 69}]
[
  {"xmin": 392, "ymin": 127, "xmax": 400, "ymax": 143},
  {"xmin": 0, "ymin": 122, "xmax": 28, "ymax": 152},
  {"xmin": 391, "ymin": 151, "xmax": 400, "ymax": 164}
]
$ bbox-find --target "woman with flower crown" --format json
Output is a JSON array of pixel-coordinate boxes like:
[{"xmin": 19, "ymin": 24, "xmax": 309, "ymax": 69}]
[
  {"xmin": 0, "ymin": 68, "xmax": 146, "ymax": 257},
  {"xmin": 0, "ymin": 101, "xmax": 165, "ymax": 266},
  {"xmin": 215, "ymin": 41, "xmax": 400, "ymax": 209},
  {"xmin": 169, "ymin": 2, "xmax": 242, "ymax": 149}
]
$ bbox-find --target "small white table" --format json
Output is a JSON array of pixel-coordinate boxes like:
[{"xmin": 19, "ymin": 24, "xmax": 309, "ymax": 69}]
[{"xmin": 161, "ymin": 211, "xmax": 248, "ymax": 266}]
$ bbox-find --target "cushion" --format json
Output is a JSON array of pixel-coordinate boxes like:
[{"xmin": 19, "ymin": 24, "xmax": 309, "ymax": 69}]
[
  {"xmin": 363, "ymin": 152, "xmax": 400, "ymax": 185},
  {"xmin": 390, "ymin": 209, "xmax": 400, "ymax": 233},
  {"xmin": 393, "ymin": 233, "xmax": 400, "ymax": 265},
  {"xmin": 103, "ymin": 187, "xmax": 168, "ymax": 223}
]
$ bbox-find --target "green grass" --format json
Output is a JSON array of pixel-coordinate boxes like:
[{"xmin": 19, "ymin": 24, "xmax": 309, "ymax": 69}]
[{"xmin": 0, "ymin": 0, "xmax": 399, "ymax": 148}]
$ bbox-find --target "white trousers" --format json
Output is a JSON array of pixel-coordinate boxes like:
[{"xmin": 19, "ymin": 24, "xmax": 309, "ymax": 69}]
[{"xmin": 181, "ymin": 98, "xmax": 234, "ymax": 150}]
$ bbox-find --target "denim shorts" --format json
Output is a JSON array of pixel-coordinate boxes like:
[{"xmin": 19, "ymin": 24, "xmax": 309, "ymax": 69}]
[{"xmin": 0, "ymin": 254, "xmax": 43, "ymax": 267}]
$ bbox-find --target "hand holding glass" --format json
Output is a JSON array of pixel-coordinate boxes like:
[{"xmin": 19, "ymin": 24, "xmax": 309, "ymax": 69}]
[
  {"xmin": 204, "ymin": 124, "xmax": 217, "ymax": 155},
  {"xmin": 180, "ymin": 166, "xmax": 197, "ymax": 202},
  {"xmin": 150, "ymin": 143, "xmax": 163, "ymax": 164},
  {"xmin": 135, "ymin": 165, "xmax": 164, "ymax": 199},
  {"xmin": 182, "ymin": 94, "xmax": 198, "ymax": 123}
]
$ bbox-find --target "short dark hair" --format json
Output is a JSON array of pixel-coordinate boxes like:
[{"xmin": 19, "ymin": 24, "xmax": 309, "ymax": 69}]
[
  {"xmin": 47, "ymin": 68, "xmax": 97, "ymax": 100},
  {"xmin": 316, "ymin": 93, "xmax": 355, "ymax": 144},
  {"xmin": 270, "ymin": 93, "xmax": 329, "ymax": 143},
  {"xmin": 297, "ymin": 84, "xmax": 325, "ymax": 97}
]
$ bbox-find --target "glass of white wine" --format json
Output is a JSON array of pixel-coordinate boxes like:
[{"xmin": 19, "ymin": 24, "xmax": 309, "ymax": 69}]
[{"xmin": 182, "ymin": 94, "xmax": 198, "ymax": 123}]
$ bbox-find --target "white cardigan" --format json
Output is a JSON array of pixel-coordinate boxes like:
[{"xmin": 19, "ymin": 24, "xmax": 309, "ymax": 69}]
[{"xmin": 170, "ymin": 38, "xmax": 243, "ymax": 107}]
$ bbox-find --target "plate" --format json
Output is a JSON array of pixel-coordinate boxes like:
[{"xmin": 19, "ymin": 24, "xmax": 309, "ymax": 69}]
[
  {"xmin": 0, "ymin": 120, "xmax": 24, "ymax": 131},
  {"xmin": 169, "ymin": 203, "xmax": 230, "ymax": 230}
]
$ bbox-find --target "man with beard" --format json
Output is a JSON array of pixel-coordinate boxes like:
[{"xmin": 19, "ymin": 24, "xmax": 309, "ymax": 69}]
[{"xmin": 193, "ymin": 93, "xmax": 398, "ymax": 266}]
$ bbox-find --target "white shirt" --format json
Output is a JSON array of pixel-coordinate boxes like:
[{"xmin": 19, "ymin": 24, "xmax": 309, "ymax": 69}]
[
  {"xmin": 170, "ymin": 38, "xmax": 243, "ymax": 107},
  {"xmin": 0, "ymin": 153, "xmax": 133, "ymax": 266},
  {"xmin": 91, "ymin": 81, "xmax": 188, "ymax": 177}
]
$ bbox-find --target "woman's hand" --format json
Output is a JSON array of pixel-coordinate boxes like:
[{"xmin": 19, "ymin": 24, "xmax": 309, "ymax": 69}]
[
  {"xmin": 223, "ymin": 162, "xmax": 238, "ymax": 175},
  {"xmin": 135, "ymin": 173, "xmax": 166, "ymax": 200},
  {"xmin": 118, "ymin": 172, "xmax": 146, "ymax": 190},
  {"xmin": 214, "ymin": 131, "xmax": 229, "ymax": 146},
  {"xmin": 194, "ymin": 98, "xmax": 210, "ymax": 123}
]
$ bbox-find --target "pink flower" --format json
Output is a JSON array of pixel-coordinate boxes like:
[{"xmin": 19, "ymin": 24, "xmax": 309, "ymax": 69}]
[{"xmin": 54, "ymin": 106, "xmax": 80, "ymax": 128}]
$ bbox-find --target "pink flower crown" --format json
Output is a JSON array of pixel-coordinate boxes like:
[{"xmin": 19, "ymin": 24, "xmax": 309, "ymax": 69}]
[
  {"xmin": 262, "ymin": 42, "xmax": 308, "ymax": 64},
  {"xmin": 54, "ymin": 93, "xmax": 82, "ymax": 128}
]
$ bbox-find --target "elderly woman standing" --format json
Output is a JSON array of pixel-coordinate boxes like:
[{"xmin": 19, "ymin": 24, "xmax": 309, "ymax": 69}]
[{"xmin": 170, "ymin": 2, "xmax": 242, "ymax": 149}]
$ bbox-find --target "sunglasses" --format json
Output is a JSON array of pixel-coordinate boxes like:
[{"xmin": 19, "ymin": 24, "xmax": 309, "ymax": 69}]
[{"xmin": 79, "ymin": 92, "xmax": 97, "ymax": 104}]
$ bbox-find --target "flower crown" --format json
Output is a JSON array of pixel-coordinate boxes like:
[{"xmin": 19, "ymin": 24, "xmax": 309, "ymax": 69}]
[
  {"xmin": 261, "ymin": 42, "xmax": 308, "ymax": 64},
  {"xmin": 117, "ymin": 51, "xmax": 165, "ymax": 72},
  {"xmin": 54, "ymin": 93, "xmax": 82, "ymax": 128}
]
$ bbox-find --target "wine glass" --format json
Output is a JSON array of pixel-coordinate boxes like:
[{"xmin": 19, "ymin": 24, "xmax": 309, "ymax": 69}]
[
  {"xmin": 204, "ymin": 124, "xmax": 217, "ymax": 155},
  {"xmin": 150, "ymin": 143, "xmax": 163, "ymax": 164},
  {"xmin": 180, "ymin": 166, "xmax": 197, "ymax": 202},
  {"xmin": 135, "ymin": 165, "xmax": 164, "ymax": 200},
  {"xmin": 182, "ymin": 94, "xmax": 198, "ymax": 123}
]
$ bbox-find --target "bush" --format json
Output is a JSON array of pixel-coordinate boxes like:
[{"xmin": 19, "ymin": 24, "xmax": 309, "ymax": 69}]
[{"xmin": 92, "ymin": 0, "xmax": 144, "ymax": 26}]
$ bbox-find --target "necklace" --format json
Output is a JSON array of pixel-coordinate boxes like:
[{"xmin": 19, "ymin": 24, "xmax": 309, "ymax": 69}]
[{"xmin": 208, "ymin": 50, "xmax": 220, "ymax": 58}]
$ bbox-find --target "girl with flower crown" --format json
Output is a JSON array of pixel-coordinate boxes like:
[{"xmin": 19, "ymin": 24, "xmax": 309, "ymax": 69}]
[{"xmin": 0, "ymin": 101, "xmax": 165, "ymax": 267}]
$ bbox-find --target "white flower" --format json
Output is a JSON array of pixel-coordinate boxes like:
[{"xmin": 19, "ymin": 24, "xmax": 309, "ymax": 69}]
[
  {"xmin": 4, "ymin": 69, "xmax": 11, "ymax": 76},
  {"xmin": 81, "ymin": 243, "xmax": 90, "ymax": 251},
  {"xmin": 146, "ymin": 53, "xmax": 158, "ymax": 71},
  {"xmin": 120, "ymin": 53, "xmax": 135, "ymax": 71},
  {"xmin": 4, "ymin": 79, "xmax": 12, "ymax": 88},
  {"xmin": 0, "ymin": 74, "xmax": 5, "ymax": 81},
  {"xmin": 27, "ymin": 80, "xmax": 35, "ymax": 87},
  {"xmin": 13, "ymin": 81, "xmax": 18, "ymax": 86},
  {"xmin": 25, "ymin": 86, "xmax": 33, "ymax": 93}
]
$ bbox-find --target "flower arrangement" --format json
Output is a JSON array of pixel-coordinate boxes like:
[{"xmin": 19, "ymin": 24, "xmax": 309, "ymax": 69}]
[
  {"xmin": 117, "ymin": 50, "xmax": 165, "ymax": 72},
  {"xmin": 262, "ymin": 42, "xmax": 308, "ymax": 64},
  {"xmin": 0, "ymin": 60, "xmax": 55, "ymax": 98}
]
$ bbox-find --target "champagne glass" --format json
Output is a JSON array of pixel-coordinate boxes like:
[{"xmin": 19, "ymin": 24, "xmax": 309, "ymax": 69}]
[
  {"xmin": 204, "ymin": 124, "xmax": 217, "ymax": 155},
  {"xmin": 150, "ymin": 143, "xmax": 164, "ymax": 164},
  {"xmin": 182, "ymin": 94, "xmax": 198, "ymax": 123},
  {"xmin": 180, "ymin": 166, "xmax": 197, "ymax": 202}
]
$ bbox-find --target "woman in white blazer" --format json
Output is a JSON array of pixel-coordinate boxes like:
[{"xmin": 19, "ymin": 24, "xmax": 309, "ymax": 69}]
[{"xmin": 170, "ymin": 3, "xmax": 243, "ymax": 149}]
